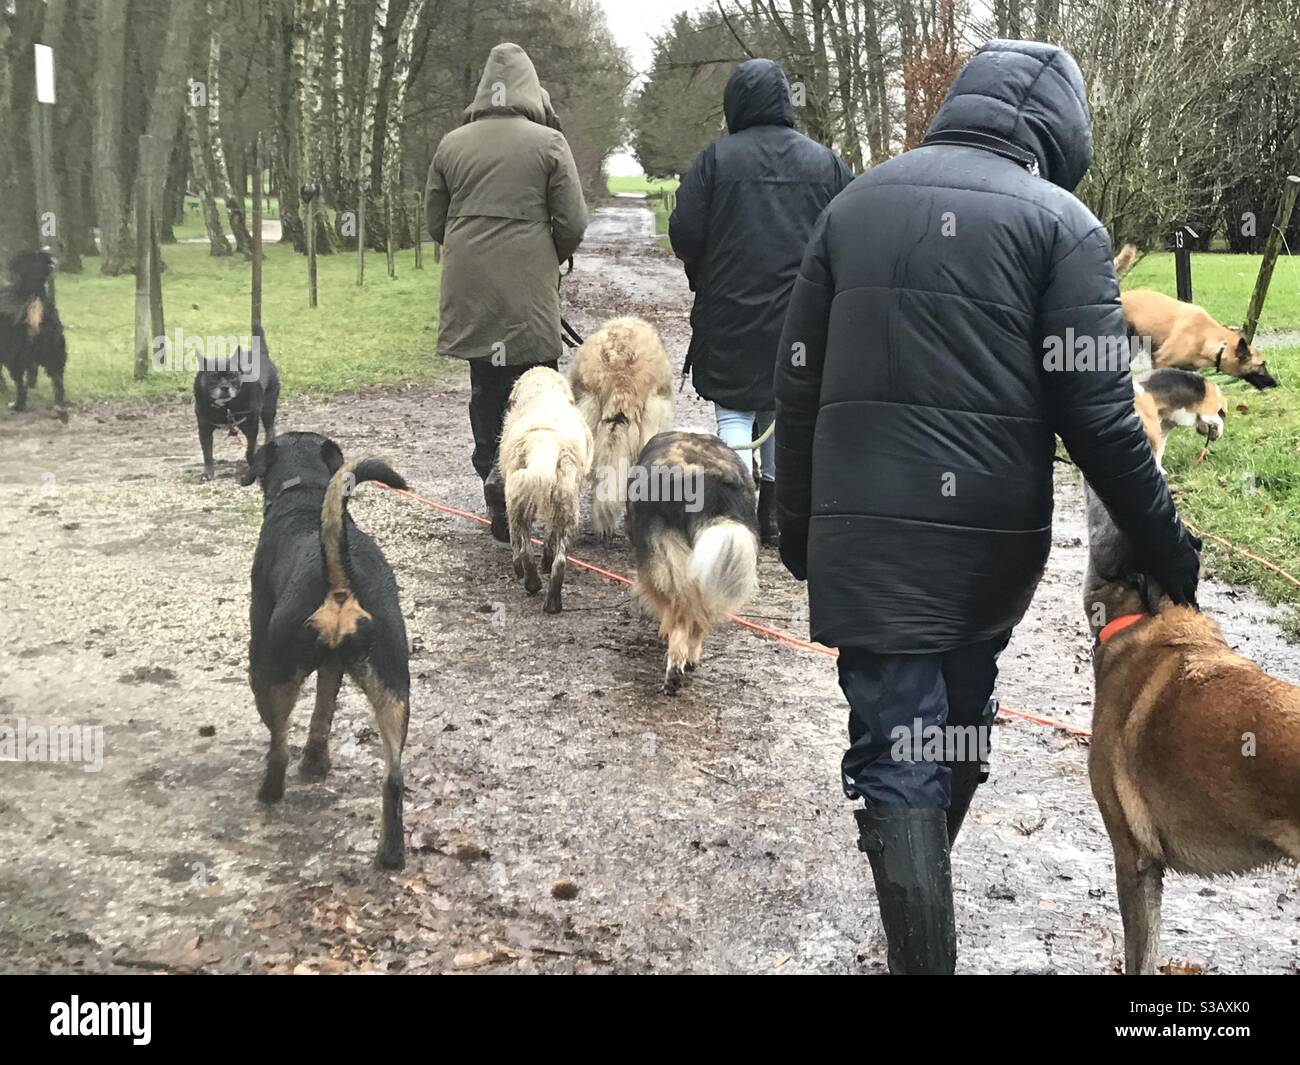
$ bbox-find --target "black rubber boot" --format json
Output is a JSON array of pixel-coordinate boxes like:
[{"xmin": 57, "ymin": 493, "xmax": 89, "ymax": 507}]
[
  {"xmin": 946, "ymin": 761, "xmax": 985, "ymax": 845},
  {"xmin": 757, "ymin": 479, "xmax": 780, "ymax": 546},
  {"xmin": 483, "ymin": 468, "xmax": 509, "ymax": 544},
  {"xmin": 946, "ymin": 698, "xmax": 997, "ymax": 844},
  {"xmin": 855, "ymin": 807, "xmax": 956, "ymax": 974}
]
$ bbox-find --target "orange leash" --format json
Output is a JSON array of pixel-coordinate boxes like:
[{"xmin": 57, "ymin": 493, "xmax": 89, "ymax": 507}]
[{"xmin": 373, "ymin": 483, "xmax": 1092, "ymax": 737}]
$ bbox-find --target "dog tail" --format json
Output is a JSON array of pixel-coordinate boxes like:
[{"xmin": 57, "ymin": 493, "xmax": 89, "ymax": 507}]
[
  {"xmin": 1113, "ymin": 243, "xmax": 1139, "ymax": 278},
  {"xmin": 319, "ymin": 459, "xmax": 408, "ymax": 595},
  {"xmin": 688, "ymin": 519, "xmax": 758, "ymax": 617}
]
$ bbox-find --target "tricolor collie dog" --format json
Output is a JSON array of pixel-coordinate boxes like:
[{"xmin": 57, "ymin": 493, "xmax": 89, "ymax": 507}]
[
  {"xmin": 568, "ymin": 316, "xmax": 674, "ymax": 540},
  {"xmin": 1120, "ymin": 288, "xmax": 1276, "ymax": 389},
  {"xmin": 241, "ymin": 432, "xmax": 411, "ymax": 869},
  {"xmin": 1132, "ymin": 368, "xmax": 1226, "ymax": 474},
  {"xmin": 626, "ymin": 431, "xmax": 758, "ymax": 694},
  {"xmin": 0, "ymin": 250, "xmax": 67, "ymax": 415},
  {"xmin": 499, "ymin": 367, "xmax": 593, "ymax": 614},
  {"xmin": 1084, "ymin": 487, "xmax": 1300, "ymax": 973}
]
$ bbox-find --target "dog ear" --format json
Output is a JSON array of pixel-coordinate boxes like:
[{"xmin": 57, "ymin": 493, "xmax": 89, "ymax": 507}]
[
  {"xmin": 1236, "ymin": 337, "xmax": 1252, "ymax": 361},
  {"xmin": 240, "ymin": 439, "xmax": 276, "ymax": 486},
  {"xmin": 320, "ymin": 437, "xmax": 345, "ymax": 475}
]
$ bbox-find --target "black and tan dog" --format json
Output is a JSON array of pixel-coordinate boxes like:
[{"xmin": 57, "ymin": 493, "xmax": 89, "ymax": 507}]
[
  {"xmin": 0, "ymin": 250, "xmax": 67, "ymax": 415},
  {"xmin": 242, "ymin": 431, "xmax": 411, "ymax": 868},
  {"xmin": 195, "ymin": 324, "xmax": 280, "ymax": 480},
  {"xmin": 1084, "ymin": 487, "xmax": 1300, "ymax": 973},
  {"xmin": 626, "ymin": 431, "xmax": 758, "ymax": 694}
]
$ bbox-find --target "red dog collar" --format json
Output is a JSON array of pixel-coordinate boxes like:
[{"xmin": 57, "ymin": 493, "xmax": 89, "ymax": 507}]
[{"xmin": 1098, "ymin": 613, "xmax": 1147, "ymax": 645}]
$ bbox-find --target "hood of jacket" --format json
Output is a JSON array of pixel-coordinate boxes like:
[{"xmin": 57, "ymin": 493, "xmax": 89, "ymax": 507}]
[
  {"xmin": 723, "ymin": 58, "xmax": 795, "ymax": 134},
  {"xmin": 464, "ymin": 42, "xmax": 547, "ymax": 125},
  {"xmin": 923, "ymin": 40, "xmax": 1092, "ymax": 191}
]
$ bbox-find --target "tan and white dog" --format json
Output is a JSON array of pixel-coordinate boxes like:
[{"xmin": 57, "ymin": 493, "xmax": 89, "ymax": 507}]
[
  {"xmin": 568, "ymin": 317, "xmax": 675, "ymax": 539},
  {"xmin": 1132, "ymin": 368, "xmax": 1226, "ymax": 474},
  {"xmin": 499, "ymin": 367, "xmax": 593, "ymax": 614},
  {"xmin": 1084, "ymin": 488, "xmax": 1300, "ymax": 974}
]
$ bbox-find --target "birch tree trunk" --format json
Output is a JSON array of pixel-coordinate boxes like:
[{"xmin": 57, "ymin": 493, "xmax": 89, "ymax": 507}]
[
  {"xmin": 356, "ymin": 0, "xmax": 391, "ymax": 276},
  {"xmin": 91, "ymin": 0, "xmax": 132, "ymax": 274},
  {"xmin": 187, "ymin": 104, "xmax": 232, "ymax": 256},
  {"xmin": 298, "ymin": 0, "xmax": 334, "ymax": 253},
  {"xmin": 207, "ymin": 5, "xmax": 254, "ymax": 256},
  {"xmin": 381, "ymin": 0, "xmax": 428, "ymax": 251},
  {"xmin": 330, "ymin": 0, "xmax": 359, "ymax": 247},
  {"xmin": 270, "ymin": 0, "xmax": 306, "ymax": 252}
]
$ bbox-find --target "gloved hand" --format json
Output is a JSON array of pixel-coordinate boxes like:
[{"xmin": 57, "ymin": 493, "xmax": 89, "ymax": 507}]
[
  {"xmin": 779, "ymin": 521, "xmax": 808, "ymax": 581},
  {"xmin": 1148, "ymin": 529, "xmax": 1202, "ymax": 608}
]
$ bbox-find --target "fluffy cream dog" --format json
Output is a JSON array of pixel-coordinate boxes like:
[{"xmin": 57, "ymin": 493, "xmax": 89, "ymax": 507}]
[
  {"xmin": 499, "ymin": 367, "xmax": 593, "ymax": 614},
  {"xmin": 568, "ymin": 317, "xmax": 675, "ymax": 539}
]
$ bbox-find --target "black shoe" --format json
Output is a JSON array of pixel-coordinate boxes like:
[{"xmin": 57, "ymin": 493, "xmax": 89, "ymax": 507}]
[
  {"xmin": 757, "ymin": 479, "xmax": 779, "ymax": 546},
  {"xmin": 483, "ymin": 469, "xmax": 509, "ymax": 544},
  {"xmin": 855, "ymin": 807, "xmax": 956, "ymax": 974}
]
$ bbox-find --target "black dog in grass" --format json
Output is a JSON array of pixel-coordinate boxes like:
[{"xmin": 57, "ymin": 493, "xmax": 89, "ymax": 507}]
[
  {"xmin": 241, "ymin": 431, "xmax": 411, "ymax": 868},
  {"xmin": 0, "ymin": 250, "xmax": 67, "ymax": 416},
  {"xmin": 195, "ymin": 323, "xmax": 280, "ymax": 480}
]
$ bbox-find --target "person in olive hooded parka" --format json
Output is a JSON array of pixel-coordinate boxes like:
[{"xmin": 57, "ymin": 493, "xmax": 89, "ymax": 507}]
[
  {"xmin": 774, "ymin": 40, "xmax": 1202, "ymax": 973},
  {"xmin": 669, "ymin": 58, "xmax": 853, "ymax": 545},
  {"xmin": 426, "ymin": 43, "xmax": 588, "ymax": 539}
]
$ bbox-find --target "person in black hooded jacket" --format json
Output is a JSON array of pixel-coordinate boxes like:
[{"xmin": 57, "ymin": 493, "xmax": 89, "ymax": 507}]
[
  {"xmin": 669, "ymin": 59, "xmax": 853, "ymax": 544},
  {"xmin": 774, "ymin": 40, "xmax": 1201, "ymax": 974}
]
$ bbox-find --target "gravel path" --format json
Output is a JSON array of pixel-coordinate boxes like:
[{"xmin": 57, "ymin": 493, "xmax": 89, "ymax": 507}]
[{"xmin": 1, "ymin": 195, "xmax": 1296, "ymax": 975}]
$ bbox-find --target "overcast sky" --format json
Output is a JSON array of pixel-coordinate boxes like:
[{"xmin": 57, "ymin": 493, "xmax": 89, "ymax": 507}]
[
  {"xmin": 597, "ymin": 0, "xmax": 702, "ymax": 78},
  {"xmin": 597, "ymin": 0, "xmax": 703, "ymax": 175}
]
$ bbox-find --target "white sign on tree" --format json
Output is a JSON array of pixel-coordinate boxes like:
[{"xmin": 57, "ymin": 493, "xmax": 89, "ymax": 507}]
[{"xmin": 35, "ymin": 44, "xmax": 56, "ymax": 104}]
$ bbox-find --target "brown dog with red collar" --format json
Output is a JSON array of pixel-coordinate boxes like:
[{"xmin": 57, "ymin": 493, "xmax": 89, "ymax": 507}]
[{"xmin": 1084, "ymin": 486, "xmax": 1300, "ymax": 973}]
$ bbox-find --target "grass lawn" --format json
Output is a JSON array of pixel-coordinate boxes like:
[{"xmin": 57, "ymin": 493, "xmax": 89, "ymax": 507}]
[
  {"xmin": 1122, "ymin": 251, "xmax": 1300, "ymax": 332},
  {"xmin": 1119, "ymin": 252, "xmax": 1300, "ymax": 633},
  {"xmin": 606, "ymin": 175, "xmax": 678, "ymax": 253},
  {"xmin": 606, "ymin": 176, "xmax": 679, "ymax": 196},
  {"xmin": 1155, "ymin": 345, "xmax": 1300, "ymax": 637},
  {"xmin": 53, "ymin": 240, "xmax": 448, "ymax": 402}
]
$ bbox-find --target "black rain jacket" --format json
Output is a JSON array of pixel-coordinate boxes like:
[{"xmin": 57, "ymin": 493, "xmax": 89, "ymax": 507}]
[
  {"xmin": 670, "ymin": 59, "xmax": 853, "ymax": 411},
  {"xmin": 774, "ymin": 40, "xmax": 1195, "ymax": 652}
]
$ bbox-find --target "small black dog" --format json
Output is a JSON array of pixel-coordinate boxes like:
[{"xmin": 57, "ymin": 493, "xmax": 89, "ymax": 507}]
[
  {"xmin": 241, "ymin": 431, "xmax": 411, "ymax": 869},
  {"xmin": 0, "ymin": 250, "xmax": 67, "ymax": 415},
  {"xmin": 194, "ymin": 323, "xmax": 280, "ymax": 479}
]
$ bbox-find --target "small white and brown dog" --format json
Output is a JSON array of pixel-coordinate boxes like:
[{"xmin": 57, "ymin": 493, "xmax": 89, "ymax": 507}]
[
  {"xmin": 568, "ymin": 316, "xmax": 675, "ymax": 540},
  {"xmin": 1132, "ymin": 368, "xmax": 1226, "ymax": 475},
  {"xmin": 499, "ymin": 367, "xmax": 593, "ymax": 614}
]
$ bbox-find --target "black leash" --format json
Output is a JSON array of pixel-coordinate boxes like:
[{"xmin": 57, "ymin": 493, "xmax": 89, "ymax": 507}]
[{"xmin": 561, "ymin": 316, "xmax": 584, "ymax": 349}]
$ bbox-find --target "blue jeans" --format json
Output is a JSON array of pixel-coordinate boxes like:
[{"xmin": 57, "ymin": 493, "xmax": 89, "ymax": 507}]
[
  {"xmin": 837, "ymin": 631, "xmax": 1010, "ymax": 807},
  {"xmin": 714, "ymin": 405, "xmax": 774, "ymax": 482}
]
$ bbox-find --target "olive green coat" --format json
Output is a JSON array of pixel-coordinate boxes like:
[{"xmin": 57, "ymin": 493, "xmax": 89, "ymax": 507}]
[{"xmin": 425, "ymin": 43, "xmax": 588, "ymax": 364}]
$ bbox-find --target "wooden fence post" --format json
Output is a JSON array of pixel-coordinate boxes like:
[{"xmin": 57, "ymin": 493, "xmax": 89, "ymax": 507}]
[
  {"xmin": 1243, "ymin": 174, "xmax": 1300, "ymax": 344},
  {"xmin": 413, "ymin": 190, "xmax": 423, "ymax": 270},
  {"xmin": 356, "ymin": 194, "xmax": 367, "ymax": 286},
  {"xmin": 303, "ymin": 182, "xmax": 318, "ymax": 308},
  {"xmin": 251, "ymin": 135, "xmax": 263, "ymax": 328},
  {"xmin": 132, "ymin": 133, "xmax": 162, "ymax": 380},
  {"xmin": 1174, "ymin": 225, "xmax": 1193, "ymax": 303}
]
